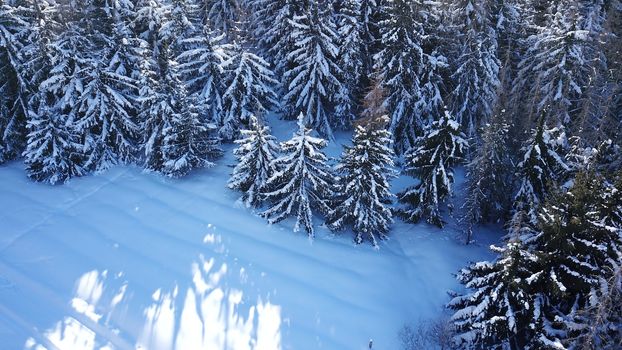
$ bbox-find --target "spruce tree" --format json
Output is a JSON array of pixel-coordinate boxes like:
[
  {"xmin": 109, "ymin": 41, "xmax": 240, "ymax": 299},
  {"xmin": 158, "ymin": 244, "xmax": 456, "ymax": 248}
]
[
  {"xmin": 516, "ymin": 1, "xmax": 600, "ymax": 127},
  {"xmin": 327, "ymin": 121, "xmax": 395, "ymax": 247},
  {"xmin": 449, "ymin": 241, "xmax": 537, "ymax": 350},
  {"xmin": 449, "ymin": 0, "xmax": 500, "ymax": 136},
  {"xmin": 335, "ymin": 0, "xmax": 364, "ymax": 124},
  {"xmin": 177, "ymin": 27, "xmax": 232, "ymax": 126},
  {"xmin": 247, "ymin": 0, "xmax": 302, "ymax": 74},
  {"xmin": 144, "ymin": 45, "xmax": 222, "ymax": 177},
  {"xmin": 22, "ymin": 3, "xmax": 93, "ymax": 181},
  {"xmin": 200, "ymin": 0, "xmax": 239, "ymax": 35},
  {"xmin": 159, "ymin": 0, "xmax": 197, "ymax": 52},
  {"xmin": 512, "ymin": 112, "xmax": 569, "ymax": 228},
  {"xmin": 375, "ymin": 0, "xmax": 446, "ymax": 154},
  {"xmin": 461, "ymin": 108, "xmax": 513, "ymax": 243},
  {"xmin": 526, "ymin": 172, "xmax": 622, "ymax": 348},
  {"xmin": 358, "ymin": 0, "xmax": 383, "ymax": 76},
  {"xmin": 228, "ymin": 115, "xmax": 280, "ymax": 207},
  {"xmin": 261, "ymin": 113, "xmax": 333, "ymax": 237},
  {"xmin": 133, "ymin": 0, "xmax": 167, "ymax": 52},
  {"xmin": 573, "ymin": 263, "xmax": 622, "ymax": 350},
  {"xmin": 65, "ymin": 0, "xmax": 147, "ymax": 172},
  {"xmin": 281, "ymin": 2, "xmax": 344, "ymax": 138},
  {"xmin": 0, "ymin": 2, "xmax": 28, "ymax": 163},
  {"xmin": 397, "ymin": 110, "xmax": 468, "ymax": 227},
  {"xmin": 220, "ymin": 48, "xmax": 278, "ymax": 141},
  {"xmin": 160, "ymin": 96, "xmax": 221, "ymax": 178},
  {"xmin": 23, "ymin": 103, "xmax": 85, "ymax": 184}
]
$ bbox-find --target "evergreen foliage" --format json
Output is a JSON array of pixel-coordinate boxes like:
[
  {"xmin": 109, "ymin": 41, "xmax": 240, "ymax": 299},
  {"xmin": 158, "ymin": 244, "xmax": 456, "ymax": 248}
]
[
  {"xmin": 281, "ymin": 2, "xmax": 344, "ymax": 138},
  {"xmin": 512, "ymin": 112, "xmax": 569, "ymax": 228},
  {"xmin": 449, "ymin": 241, "xmax": 537, "ymax": 350},
  {"xmin": 220, "ymin": 48, "xmax": 278, "ymax": 140},
  {"xmin": 261, "ymin": 113, "xmax": 333, "ymax": 237},
  {"xmin": 327, "ymin": 122, "xmax": 395, "ymax": 247},
  {"xmin": 228, "ymin": 115, "xmax": 279, "ymax": 207},
  {"xmin": 462, "ymin": 108, "xmax": 513, "ymax": 242},
  {"xmin": 397, "ymin": 110, "xmax": 468, "ymax": 227},
  {"xmin": 449, "ymin": 0, "xmax": 500, "ymax": 136},
  {"xmin": 375, "ymin": 0, "xmax": 446, "ymax": 154}
]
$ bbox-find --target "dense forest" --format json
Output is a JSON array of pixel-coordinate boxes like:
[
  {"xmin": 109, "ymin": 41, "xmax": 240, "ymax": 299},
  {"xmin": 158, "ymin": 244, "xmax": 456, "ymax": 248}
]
[{"xmin": 1, "ymin": 0, "xmax": 621, "ymax": 349}]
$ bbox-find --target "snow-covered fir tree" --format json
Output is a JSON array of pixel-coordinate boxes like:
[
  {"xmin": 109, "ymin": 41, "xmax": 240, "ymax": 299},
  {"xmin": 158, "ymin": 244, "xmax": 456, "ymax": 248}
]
[
  {"xmin": 18, "ymin": 0, "xmax": 59, "ymax": 93},
  {"xmin": 449, "ymin": 240, "xmax": 537, "ymax": 350},
  {"xmin": 525, "ymin": 172, "xmax": 622, "ymax": 348},
  {"xmin": 327, "ymin": 120, "xmax": 395, "ymax": 247},
  {"xmin": 219, "ymin": 48, "xmax": 278, "ymax": 141},
  {"xmin": 261, "ymin": 113, "xmax": 333, "ymax": 237},
  {"xmin": 512, "ymin": 112, "xmax": 569, "ymax": 228},
  {"xmin": 461, "ymin": 108, "xmax": 513, "ymax": 243},
  {"xmin": 133, "ymin": 0, "xmax": 167, "ymax": 53},
  {"xmin": 357, "ymin": 0, "xmax": 383, "ymax": 75},
  {"xmin": 228, "ymin": 115, "xmax": 279, "ymax": 207},
  {"xmin": 449, "ymin": 0, "xmax": 500, "ymax": 136},
  {"xmin": 0, "ymin": 2, "xmax": 28, "ymax": 164},
  {"xmin": 572, "ymin": 261, "xmax": 622, "ymax": 350},
  {"xmin": 375, "ymin": 0, "xmax": 447, "ymax": 154},
  {"xmin": 199, "ymin": 0, "xmax": 239, "ymax": 35},
  {"xmin": 516, "ymin": 0, "xmax": 600, "ymax": 127},
  {"xmin": 160, "ymin": 94, "xmax": 221, "ymax": 178},
  {"xmin": 23, "ymin": 102, "xmax": 85, "ymax": 184},
  {"xmin": 246, "ymin": 0, "xmax": 302, "ymax": 74},
  {"xmin": 143, "ymin": 44, "xmax": 222, "ymax": 177},
  {"xmin": 177, "ymin": 28, "xmax": 232, "ymax": 127},
  {"xmin": 21, "ymin": 2, "xmax": 94, "ymax": 181},
  {"xmin": 397, "ymin": 110, "xmax": 468, "ymax": 228},
  {"xmin": 79, "ymin": 11, "xmax": 146, "ymax": 170},
  {"xmin": 337, "ymin": 0, "xmax": 364, "ymax": 93},
  {"xmin": 334, "ymin": 0, "xmax": 365, "ymax": 123},
  {"xmin": 77, "ymin": 62, "xmax": 139, "ymax": 172},
  {"xmin": 281, "ymin": 1, "xmax": 345, "ymax": 137},
  {"xmin": 159, "ymin": 0, "xmax": 197, "ymax": 52}
]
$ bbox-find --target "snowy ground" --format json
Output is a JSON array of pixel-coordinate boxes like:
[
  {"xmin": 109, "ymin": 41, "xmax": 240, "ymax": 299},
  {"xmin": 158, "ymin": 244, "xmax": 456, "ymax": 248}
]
[{"xmin": 0, "ymin": 118, "xmax": 498, "ymax": 350}]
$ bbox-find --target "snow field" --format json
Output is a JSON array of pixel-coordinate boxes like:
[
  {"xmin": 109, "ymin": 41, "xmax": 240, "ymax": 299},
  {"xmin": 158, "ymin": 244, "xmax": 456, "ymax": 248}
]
[{"xmin": 0, "ymin": 124, "xmax": 495, "ymax": 349}]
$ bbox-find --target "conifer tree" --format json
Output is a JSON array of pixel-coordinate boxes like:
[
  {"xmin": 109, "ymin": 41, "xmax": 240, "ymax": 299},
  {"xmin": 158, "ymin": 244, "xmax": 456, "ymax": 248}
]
[
  {"xmin": 516, "ymin": 1, "xmax": 600, "ymax": 127},
  {"xmin": 160, "ymin": 95, "xmax": 221, "ymax": 178},
  {"xmin": 228, "ymin": 115, "xmax": 279, "ymax": 207},
  {"xmin": 159, "ymin": 0, "xmax": 197, "ymax": 52},
  {"xmin": 64, "ymin": 1, "xmax": 147, "ymax": 172},
  {"xmin": 449, "ymin": 0, "xmax": 500, "ymax": 136},
  {"xmin": 0, "ymin": 2, "xmax": 28, "ymax": 163},
  {"xmin": 512, "ymin": 112, "xmax": 569, "ymax": 228},
  {"xmin": 22, "ymin": 3, "xmax": 93, "ymax": 180},
  {"xmin": 24, "ymin": 103, "xmax": 85, "ymax": 184},
  {"xmin": 200, "ymin": 0, "xmax": 239, "ymax": 35},
  {"xmin": 247, "ymin": 0, "xmax": 302, "ymax": 74},
  {"xmin": 397, "ymin": 110, "xmax": 468, "ymax": 227},
  {"xmin": 177, "ymin": 28, "xmax": 232, "ymax": 125},
  {"xmin": 526, "ymin": 172, "xmax": 622, "ymax": 348},
  {"xmin": 375, "ymin": 0, "xmax": 446, "ymax": 154},
  {"xmin": 261, "ymin": 113, "xmax": 333, "ymax": 237},
  {"xmin": 19, "ymin": 0, "xmax": 59, "ymax": 95},
  {"xmin": 335, "ymin": 0, "xmax": 365, "ymax": 124},
  {"xmin": 143, "ymin": 44, "xmax": 222, "ymax": 177},
  {"xmin": 19, "ymin": 1, "xmax": 82, "ymax": 183},
  {"xmin": 327, "ymin": 121, "xmax": 395, "ymax": 247},
  {"xmin": 449, "ymin": 240, "xmax": 537, "ymax": 350},
  {"xmin": 281, "ymin": 2, "xmax": 344, "ymax": 138},
  {"xmin": 358, "ymin": 0, "xmax": 383, "ymax": 75},
  {"xmin": 573, "ymin": 263, "xmax": 622, "ymax": 350},
  {"xmin": 220, "ymin": 48, "xmax": 278, "ymax": 140},
  {"xmin": 462, "ymin": 108, "xmax": 513, "ymax": 243},
  {"xmin": 133, "ymin": 0, "xmax": 167, "ymax": 53}
]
